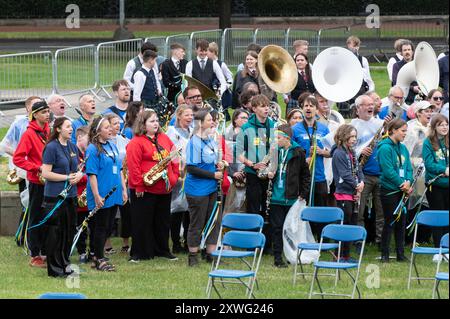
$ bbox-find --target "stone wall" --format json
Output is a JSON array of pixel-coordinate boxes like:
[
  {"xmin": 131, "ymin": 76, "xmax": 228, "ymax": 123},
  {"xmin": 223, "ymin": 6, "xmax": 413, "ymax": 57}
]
[{"xmin": 0, "ymin": 191, "xmax": 21, "ymax": 236}]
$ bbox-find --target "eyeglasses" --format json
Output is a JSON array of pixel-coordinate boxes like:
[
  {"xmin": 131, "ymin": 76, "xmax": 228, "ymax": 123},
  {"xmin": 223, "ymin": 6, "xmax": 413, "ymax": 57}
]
[
  {"xmin": 186, "ymin": 94, "xmax": 202, "ymax": 100},
  {"xmin": 392, "ymin": 95, "xmax": 404, "ymax": 100},
  {"xmin": 433, "ymin": 96, "xmax": 444, "ymax": 101}
]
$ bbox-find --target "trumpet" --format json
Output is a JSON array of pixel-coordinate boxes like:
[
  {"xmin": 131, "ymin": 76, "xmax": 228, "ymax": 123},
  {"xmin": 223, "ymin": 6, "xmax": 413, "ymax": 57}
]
[{"xmin": 6, "ymin": 168, "xmax": 23, "ymax": 185}]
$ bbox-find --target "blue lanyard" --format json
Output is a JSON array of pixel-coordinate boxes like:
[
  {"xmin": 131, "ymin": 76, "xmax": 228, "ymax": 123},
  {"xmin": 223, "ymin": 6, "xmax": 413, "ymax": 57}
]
[{"xmin": 102, "ymin": 142, "xmax": 117, "ymax": 164}]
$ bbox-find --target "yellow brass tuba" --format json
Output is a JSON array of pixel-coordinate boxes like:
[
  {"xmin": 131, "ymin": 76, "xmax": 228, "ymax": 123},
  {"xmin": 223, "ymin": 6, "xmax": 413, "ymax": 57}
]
[{"xmin": 78, "ymin": 189, "xmax": 87, "ymax": 208}]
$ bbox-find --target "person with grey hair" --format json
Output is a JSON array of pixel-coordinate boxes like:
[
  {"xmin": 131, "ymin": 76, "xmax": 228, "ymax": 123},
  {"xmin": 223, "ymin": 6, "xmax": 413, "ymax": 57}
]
[
  {"xmin": 71, "ymin": 94, "xmax": 96, "ymax": 144},
  {"xmin": 377, "ymin": 86, "xmax": 409, "ymax": 121},
  {"xmin": 46, "ymin": 94, "xmax": 70, "ymax": 127},
  {"xmin": 366, "ymin": 91, "xmax": 382, "ymax": 117}
]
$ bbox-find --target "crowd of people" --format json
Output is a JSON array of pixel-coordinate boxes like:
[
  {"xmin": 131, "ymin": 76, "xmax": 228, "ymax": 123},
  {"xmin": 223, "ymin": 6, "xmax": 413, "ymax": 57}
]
[{"xmin": 0, "ymin": 36, "xmax": 448, "ymax": 278}]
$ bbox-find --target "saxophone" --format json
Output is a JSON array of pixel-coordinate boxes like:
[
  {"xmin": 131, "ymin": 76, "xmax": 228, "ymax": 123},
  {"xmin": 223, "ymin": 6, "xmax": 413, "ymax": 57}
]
[
  {"xmin": 256, "ymin": 143, "xmax": 277, "ymax": 180},
  {"xmin": 358, "ymin": 123, "xmax": 385, "ymax": 168},
  {"xmin": 6, "ymin": 168, "xmax": 23, "ymax": 185},
  {"xmin": 143, "ymin": 147, "xmax": 181, "ymax": 187}
]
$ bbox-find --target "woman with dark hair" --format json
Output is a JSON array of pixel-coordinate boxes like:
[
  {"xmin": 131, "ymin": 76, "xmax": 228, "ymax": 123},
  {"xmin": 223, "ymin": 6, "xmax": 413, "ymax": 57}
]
[
  {"xmin": 41, "ymin": 117, "xmax": 82, "ymax": 277},
  {"xmin": 123, "ymin": 101, "xmax": 144, "ymax": 139},
  {"xmin": 85, "ymin": 116, "xmax": 127, "ymax": 271},
  {"xmin": 377, "ymin": 119, "xmax": 413, "ymax": 262},
  {"xmin": 286, "ymin": 109, "xmax": 303, "ymax": 127},
  {"xmin": 232, "ymin": 51, "xmax": 259, "ymax": 108},
  {"xmin": 185, "ymin": 109, "xmax": 223, "ymax": 266},
  {"xmin": 126, "ymin": 109, "xmax": 179, "ymax": 262},
  {"xmin": 285, "ymin": 53, "xmax": 315, "ymax": 114},
  {"xmin": 331, "ymin": 124, "xmax": 364, "ymax": 261},
  {"xmin": 427, "ymin": 88, "xmax": 445, "ymax": 115},
  {"xmin": 225, "ymin": 108, "xmax": 250, "ymax": 142},
  {"xmin": 422, "ymin": 114, "xmax": 449, "ymax": 247}
]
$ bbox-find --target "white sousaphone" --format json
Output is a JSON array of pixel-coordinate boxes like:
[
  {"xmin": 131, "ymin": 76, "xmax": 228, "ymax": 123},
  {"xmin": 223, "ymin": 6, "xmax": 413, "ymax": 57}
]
[
  {"xmin": 396, "ymin": 41, "xmax": 439, "ymax": 98},
  {"xmin": 312, "ymin": 46, "xmax": 364, "ymax": 104}
]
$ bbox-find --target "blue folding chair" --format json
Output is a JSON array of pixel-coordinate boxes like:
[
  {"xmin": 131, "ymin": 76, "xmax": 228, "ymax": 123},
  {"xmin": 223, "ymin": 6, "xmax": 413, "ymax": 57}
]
[
  {"xmin": 39, "ymin": 292, "xmax": 86, "ymax": 299},
  {"xmin": 309, "ymin": 224, "xmax": 367, "ymax": 299},
  {"xmin": 293, "ymin": 207, "xmax": 344, "ymax": 285},
  {"xmin": 432, "ymin": 233, "xmax": 449, "ymax": 299},
  {"xmin": 206, "ymin": 231, "xmax": 266, "ymax": 299},
  {"xmin": 210, "ymin": 213, "xmax": 264, "ymax": 290},
  {"xmin": 408, "ymin": 210, "xmax": 449, "ymax": 289}
]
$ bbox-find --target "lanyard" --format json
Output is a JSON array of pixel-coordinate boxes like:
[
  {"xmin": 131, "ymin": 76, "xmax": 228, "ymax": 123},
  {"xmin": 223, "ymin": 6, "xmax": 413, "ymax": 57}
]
[
  {"xmin": 147, "ymin": 134, "xmax": 165, "ymax": 159},
  {"xmin": 102, "ymin": 141, "xmax": 116, "ymax": 164},
  {"xmin": 35, "ymin": 130, "xmax": 47, "ymax": 145},
  {"xmin": 278, "ymin": 148, "xmax": 290, "ymax": 185},
  {"xmin": 201, "ymin": 137, "xmax": 216, "ymax": 154},
  {"xmin": 253, "ymin": 116, "xmax": 271, "ymax": 152},
  {"xmin": 302, "ymin": 120, "xmax": 317, "ymax": 147},
  {"xmin": 58, "ymin": 140, "xmax": 76, "ymax": 173},
  {"xmin": 394, "ymin": 143, "xmax": 403, "ymax": 169}
]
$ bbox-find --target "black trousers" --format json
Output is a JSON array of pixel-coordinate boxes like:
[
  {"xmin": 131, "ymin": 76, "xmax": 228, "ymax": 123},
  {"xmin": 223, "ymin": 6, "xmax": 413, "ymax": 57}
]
[
  {"xmin": 336, "ymin": 200, "xmax": 358, "ymax": 258},
  {"xmin": 269, "ymin": 204, "xmax": 291, "ymax": 260},
  {"xmin": 130, "ymin": 190, "xmax": 172, "ymax": 259},
  {"xmin": 426, "ymin": 185, "xmax": 450, "ymax": 248},
  {"xmin": 380, "ymin": 188, "xmax": 406, "ymax": 257},
  {"xmin": 170, "ymin": 211, "xmax": 190, "ymax": 248},
  {"xmin": 246, "ymin": 173, "xmax": 272, "ymax": 250},
  {"xmin": 90, "ymin": 205, "xmax": 117, "ymax": 259},
  {"xmin": 186, "ymin": 192, "xmax": 219, "ymax": 248},
  {"xmin": 76, "ymin": 210, "xmax": 90, "ymax": 255},
  {"xmin": 120, "ymin": 202, "xmax": 132, "ymax": 239},
  {"xmin": 309, "ymin": 181, "xmax": 329, "ymax": 239},
  {"xmin": 27, "ymin": 182, "xmax": 46, "ymax": 257},
  {"xmin": 43, "ymin": 197, "xmax": 76, "ymax": 277}
]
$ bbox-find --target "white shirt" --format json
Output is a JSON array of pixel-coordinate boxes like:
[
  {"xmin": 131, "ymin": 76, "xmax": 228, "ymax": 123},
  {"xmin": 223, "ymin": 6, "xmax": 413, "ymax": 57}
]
[
  {"xmin": 132, "ymin": 65, "xmax": 162, "ymax": 101},
  {"xmin": 185, "ymin": 57, "xmax": 227, "ymax": 95},
  {"xmin": 387, "ymin": 53, "xmax": 403, "ymax": 82},
  {"xmin": 360, "ymin": 55, "xmax": 375, "ymax": 91},
  {"xmin": 124, "ymin": 55, "xmax": 161, "ymax": 92}
]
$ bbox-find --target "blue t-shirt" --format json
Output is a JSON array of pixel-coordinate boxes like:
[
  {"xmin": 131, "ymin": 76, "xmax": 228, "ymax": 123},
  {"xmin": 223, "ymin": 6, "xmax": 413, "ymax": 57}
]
[
  {"xmin": 102, "ymin": 106, "xmax": 127, "ymax": 132},
  {"xmin": 292, "ymin": 121, "xmax": 329, "ymax": 183},
  {"xmin": 184, "ymin": 135, "xmax": 218, "ymax": 197},
  {"xmin": 42, "ymin": 139, "xmax": 79, "ymax": 198},
  {"xmin": 85, "ymin": 141, "xmax": 123, "ymax": 210},
  {"xmin": 71, "ymin": 116, "xmax": 90, "ymax": 145},
  {"xmin": 123, "ymin": 127, "xmax": 133, "ymax": 140}
]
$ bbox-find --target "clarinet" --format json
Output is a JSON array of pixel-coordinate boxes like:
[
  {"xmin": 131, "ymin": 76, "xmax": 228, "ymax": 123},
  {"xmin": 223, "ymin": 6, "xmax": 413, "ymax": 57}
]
[
  {"xmin": 264, "ymin": 179, "xmax": 274, "ymax": 224},
  {"xmin": 57, "ymin": 156, "xmax": 88, "ymax": 200}
]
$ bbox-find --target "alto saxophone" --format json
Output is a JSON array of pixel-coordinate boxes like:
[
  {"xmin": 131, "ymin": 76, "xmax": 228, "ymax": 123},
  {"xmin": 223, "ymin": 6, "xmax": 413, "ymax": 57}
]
[
  {"xmin": 6, "ymin": 168, "xmax": 23, "ymax": 185},
  {"xmin": 256, "ymin": 143, "xmax": 277, "ymax": 180},
  {"xmin": 143, "ymin": 147, "xmax": 181, "ymax": 187}
]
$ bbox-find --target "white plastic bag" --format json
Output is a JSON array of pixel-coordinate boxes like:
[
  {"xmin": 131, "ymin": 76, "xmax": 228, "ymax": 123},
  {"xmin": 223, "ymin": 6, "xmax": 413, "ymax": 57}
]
[
  {"xmin": 171, "ymin": 183, "xmax": 188, "ymax": 213},
  {"xmin": 20, "ymin": 188, "xmax": 29, "ymax": 209},
  {"xmin": 283, "ymin": 199, "xmax": 319, "ymax": 265}
]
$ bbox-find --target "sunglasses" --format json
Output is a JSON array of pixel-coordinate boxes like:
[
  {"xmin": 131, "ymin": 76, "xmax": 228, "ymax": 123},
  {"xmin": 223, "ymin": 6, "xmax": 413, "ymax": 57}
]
[{"xmin": 433, "ymin": 96, "xmax": 444, "ymax": 101}]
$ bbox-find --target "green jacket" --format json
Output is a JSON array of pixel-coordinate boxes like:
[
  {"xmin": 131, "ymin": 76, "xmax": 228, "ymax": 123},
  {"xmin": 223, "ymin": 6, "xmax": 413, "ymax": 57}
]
[
  {"xmin": 422, "ymin": 138, "xmax": 449, "ymax": 188},
  {"xmin": 377, "ymin": 137, "xmax": 413, "ymax": 191},
  {"xmin": 236, "ymin": 114, "xmax": 275, "ymax": 175}
]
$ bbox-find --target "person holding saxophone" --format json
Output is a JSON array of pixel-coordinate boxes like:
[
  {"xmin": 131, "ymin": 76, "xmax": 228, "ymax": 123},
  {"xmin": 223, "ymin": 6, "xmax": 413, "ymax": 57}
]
[
  {"xmin": 41, "ymin": 117, "xmax": 83, "ymax": 277},
  {"xmin": 126, "ymin": 109, "xmax": 180, "ymax": 263}
]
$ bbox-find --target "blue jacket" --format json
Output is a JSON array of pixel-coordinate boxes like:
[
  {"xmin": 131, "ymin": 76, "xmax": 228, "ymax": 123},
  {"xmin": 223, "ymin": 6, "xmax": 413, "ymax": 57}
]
[{"xmin": 331, "ymin": 146, "xmax": 364, "ymax": 195}]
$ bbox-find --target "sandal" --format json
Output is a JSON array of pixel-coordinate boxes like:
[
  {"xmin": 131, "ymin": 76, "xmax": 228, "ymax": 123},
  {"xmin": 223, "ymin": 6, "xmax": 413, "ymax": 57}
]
[
  {"xmin": 105, "ymin": 247, "xmax": 116, "ymax": 255},
  {"xmin": 96, "ymin": 259, "xmax": 116, "ymax": 272},
  {"xmin": 120, "ymin": 246, "xmax": 130, "ymax": 253}
]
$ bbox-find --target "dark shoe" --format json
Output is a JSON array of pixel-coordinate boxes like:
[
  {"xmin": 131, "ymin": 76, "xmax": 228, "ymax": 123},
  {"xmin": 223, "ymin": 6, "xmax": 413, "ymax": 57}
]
[
  {"xmin": 274, "ymin": 258, "xmax": 288, "ymax": 268},
  {"xmin": 120, "ymin": 246, "xmax": 130, "ymax": 253},
  {"xmin": 200, "ymin": 249, "xmax": 207, "ymax": 260},
  {"xmin": 380, "ymin": 255, "xmax": 389, "ymax": 263},
  {"xmin": 172, "ymin": 245, "xmax": 183, "ymax": 254},
  {"xmin": 204, "ymin": 253, "xmax": 213, "ymax": 264},
  {"xmin": 397, "ymin": 255, "xmax": 409, "ymax": 262},
  {"xmin": 160, "ymin": 252, "xmax": 178, "ymax": 261},
  {"xmin": 188, "ymin": 253, "xmax": 199, "ymax": 267},
  {"xmin": 128, "ymin": 257, "xmax": 140, "ymax": 264},
  {"xmin": 105, "ymin": 247, "xmax": 116, "ymax": 255},
  {"xmin": 79, "ymin": 253, "xmax": 88, "ymax": 264}
]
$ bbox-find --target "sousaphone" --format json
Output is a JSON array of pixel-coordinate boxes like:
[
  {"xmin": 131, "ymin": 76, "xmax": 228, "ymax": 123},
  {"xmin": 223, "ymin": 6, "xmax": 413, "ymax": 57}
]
[{"xmin": 181, "ymin": 74, "xmax": 218, "ymax": 101}]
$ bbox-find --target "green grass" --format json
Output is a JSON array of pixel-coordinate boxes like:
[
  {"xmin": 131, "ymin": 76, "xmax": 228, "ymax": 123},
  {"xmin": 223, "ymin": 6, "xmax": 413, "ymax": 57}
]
[{"xmin": 0, "ymin": 236, "xmax": 447, "ymax": 299}]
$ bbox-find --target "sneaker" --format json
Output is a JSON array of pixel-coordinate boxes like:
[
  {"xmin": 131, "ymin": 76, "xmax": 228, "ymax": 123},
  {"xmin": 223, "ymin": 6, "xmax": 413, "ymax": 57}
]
[
  {"xmin": 204, "ymin": 253, "xmax": 214, "ymax": 264},
  {"xmin": 40, "ymin": 255, "xmax": 47, "ymax": 263},
  {"xmin": 128, "ymin": 257, "xmax": 140, "ymax": 264},
  {"xmin": 188, "ymin": 253, "xmax": 199, "ymax": 267},
  {"xmin": 30, "ymin": 256, "xmax": 46, "ymax": 268},
  {"xmin": 120, "ymin": 246, "xmax": 130, "ymax": 253},
  {"xmin": 160, "ymin": 252, "xmax": 178, "ymax": 261},
  {"xmin": 380, "ymin": 255, "xmax": 389, "ymax": 263},
  {"xmin": 105, "ymin": 247, "xmax": 116, "ymax": 255},
  {"xmin": 79, "ymin": 253, "xmax": 88, "ymax": 264},
  {"xmin": 172, "ymin": 245, "xmax": 183, "ymax": 254},
  {"xmin": 397, "ymin": 255, "xmax": 409, "ymax": 262},
  {"xmin": 274, "ymin": 258, "xmax": 288, "ymax": 268}
]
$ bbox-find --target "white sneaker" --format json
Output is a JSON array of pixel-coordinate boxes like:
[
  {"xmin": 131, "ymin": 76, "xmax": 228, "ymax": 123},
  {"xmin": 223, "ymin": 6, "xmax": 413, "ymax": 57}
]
[{"xmin": 433, "ymin": 254, "xmax": 441, "ymax": 263}]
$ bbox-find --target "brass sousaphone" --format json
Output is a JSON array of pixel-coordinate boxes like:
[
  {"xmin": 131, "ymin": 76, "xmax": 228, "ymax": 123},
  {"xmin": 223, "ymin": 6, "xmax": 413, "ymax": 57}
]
[{"xmin": 181, "ymin": 74, "xmax": 218, "ymax": 101}]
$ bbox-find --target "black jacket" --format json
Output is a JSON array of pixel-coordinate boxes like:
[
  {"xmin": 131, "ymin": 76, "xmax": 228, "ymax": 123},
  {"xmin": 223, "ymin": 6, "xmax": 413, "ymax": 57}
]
[
  {"xmin": 284, "ymin": 146, "xmax": 311, "ymax": 200},
  {"xmin": 290, "ymin": 72, "xmax": 316, "ymax": 101},
  {"xmin": 161, "ymin": 58, "xmax": 187, "ymax": 102}
]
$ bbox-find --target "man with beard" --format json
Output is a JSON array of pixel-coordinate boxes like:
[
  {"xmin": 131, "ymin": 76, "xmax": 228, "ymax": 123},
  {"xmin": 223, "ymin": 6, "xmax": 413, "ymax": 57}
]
[
  {"xmin": 102, "ymin": 80, "xmax": 131, "ymax": 133},
  {"xmin": 71, "ymin": 94, "xmax": 96, "ymax": 144},
  {"xmin": 392, "ymin": 40, "xmax": 420, "ymax": 105},
  {"xmin": 351, "ymin": 94, "xmax": 386, "ymax": 248},
  {"xmin": 46, "ymin": 94, "xmax": 70, "ymax": 126},
  {"xmin": 378, "ymin": 86, "xmax": 409, "ymax": 121}
]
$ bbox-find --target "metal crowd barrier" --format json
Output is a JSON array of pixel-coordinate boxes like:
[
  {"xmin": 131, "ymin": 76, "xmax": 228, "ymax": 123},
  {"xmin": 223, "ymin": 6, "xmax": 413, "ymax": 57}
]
[
  {"xmin": 286, "ymin": 28, "xmax": 319, "ymax": 59},
  {"xmin": 96, "ymin": 38, "xmax": 143, "ymax": 98},
  {"xmin": 0, "ymin": 51, "xmax": 54, "ymax": 104},
  {"xmin": 254, "ymin": 28, "xmax": 287, "ymax": 50},
  {"xmin": 166, "ymin": 34, "xmax": 192, "ymax": 61},
  {"xmin": 144, "ymin": 36, "xmax": 168, "ymax": 57},
  {"xmin": 190, "ymin": 29, "xmax": 223, "ymax": 59},
  {"xmin": 221, "ymin": 28, "xmax": 255, "ymax": 67},
  {"xmin": 54, "ymin": 45, "xmax": 97, "ymax": 97}
]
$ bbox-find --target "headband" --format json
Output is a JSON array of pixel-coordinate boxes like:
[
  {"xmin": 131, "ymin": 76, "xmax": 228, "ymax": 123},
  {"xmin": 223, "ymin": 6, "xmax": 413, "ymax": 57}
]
[
  {"xmin": 95, "ymin": 117, "xmax": 106, "ymax": 133},
  {"xmin": 275, "ymin": 130, "xmax": 290, "ymax": 139}
]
